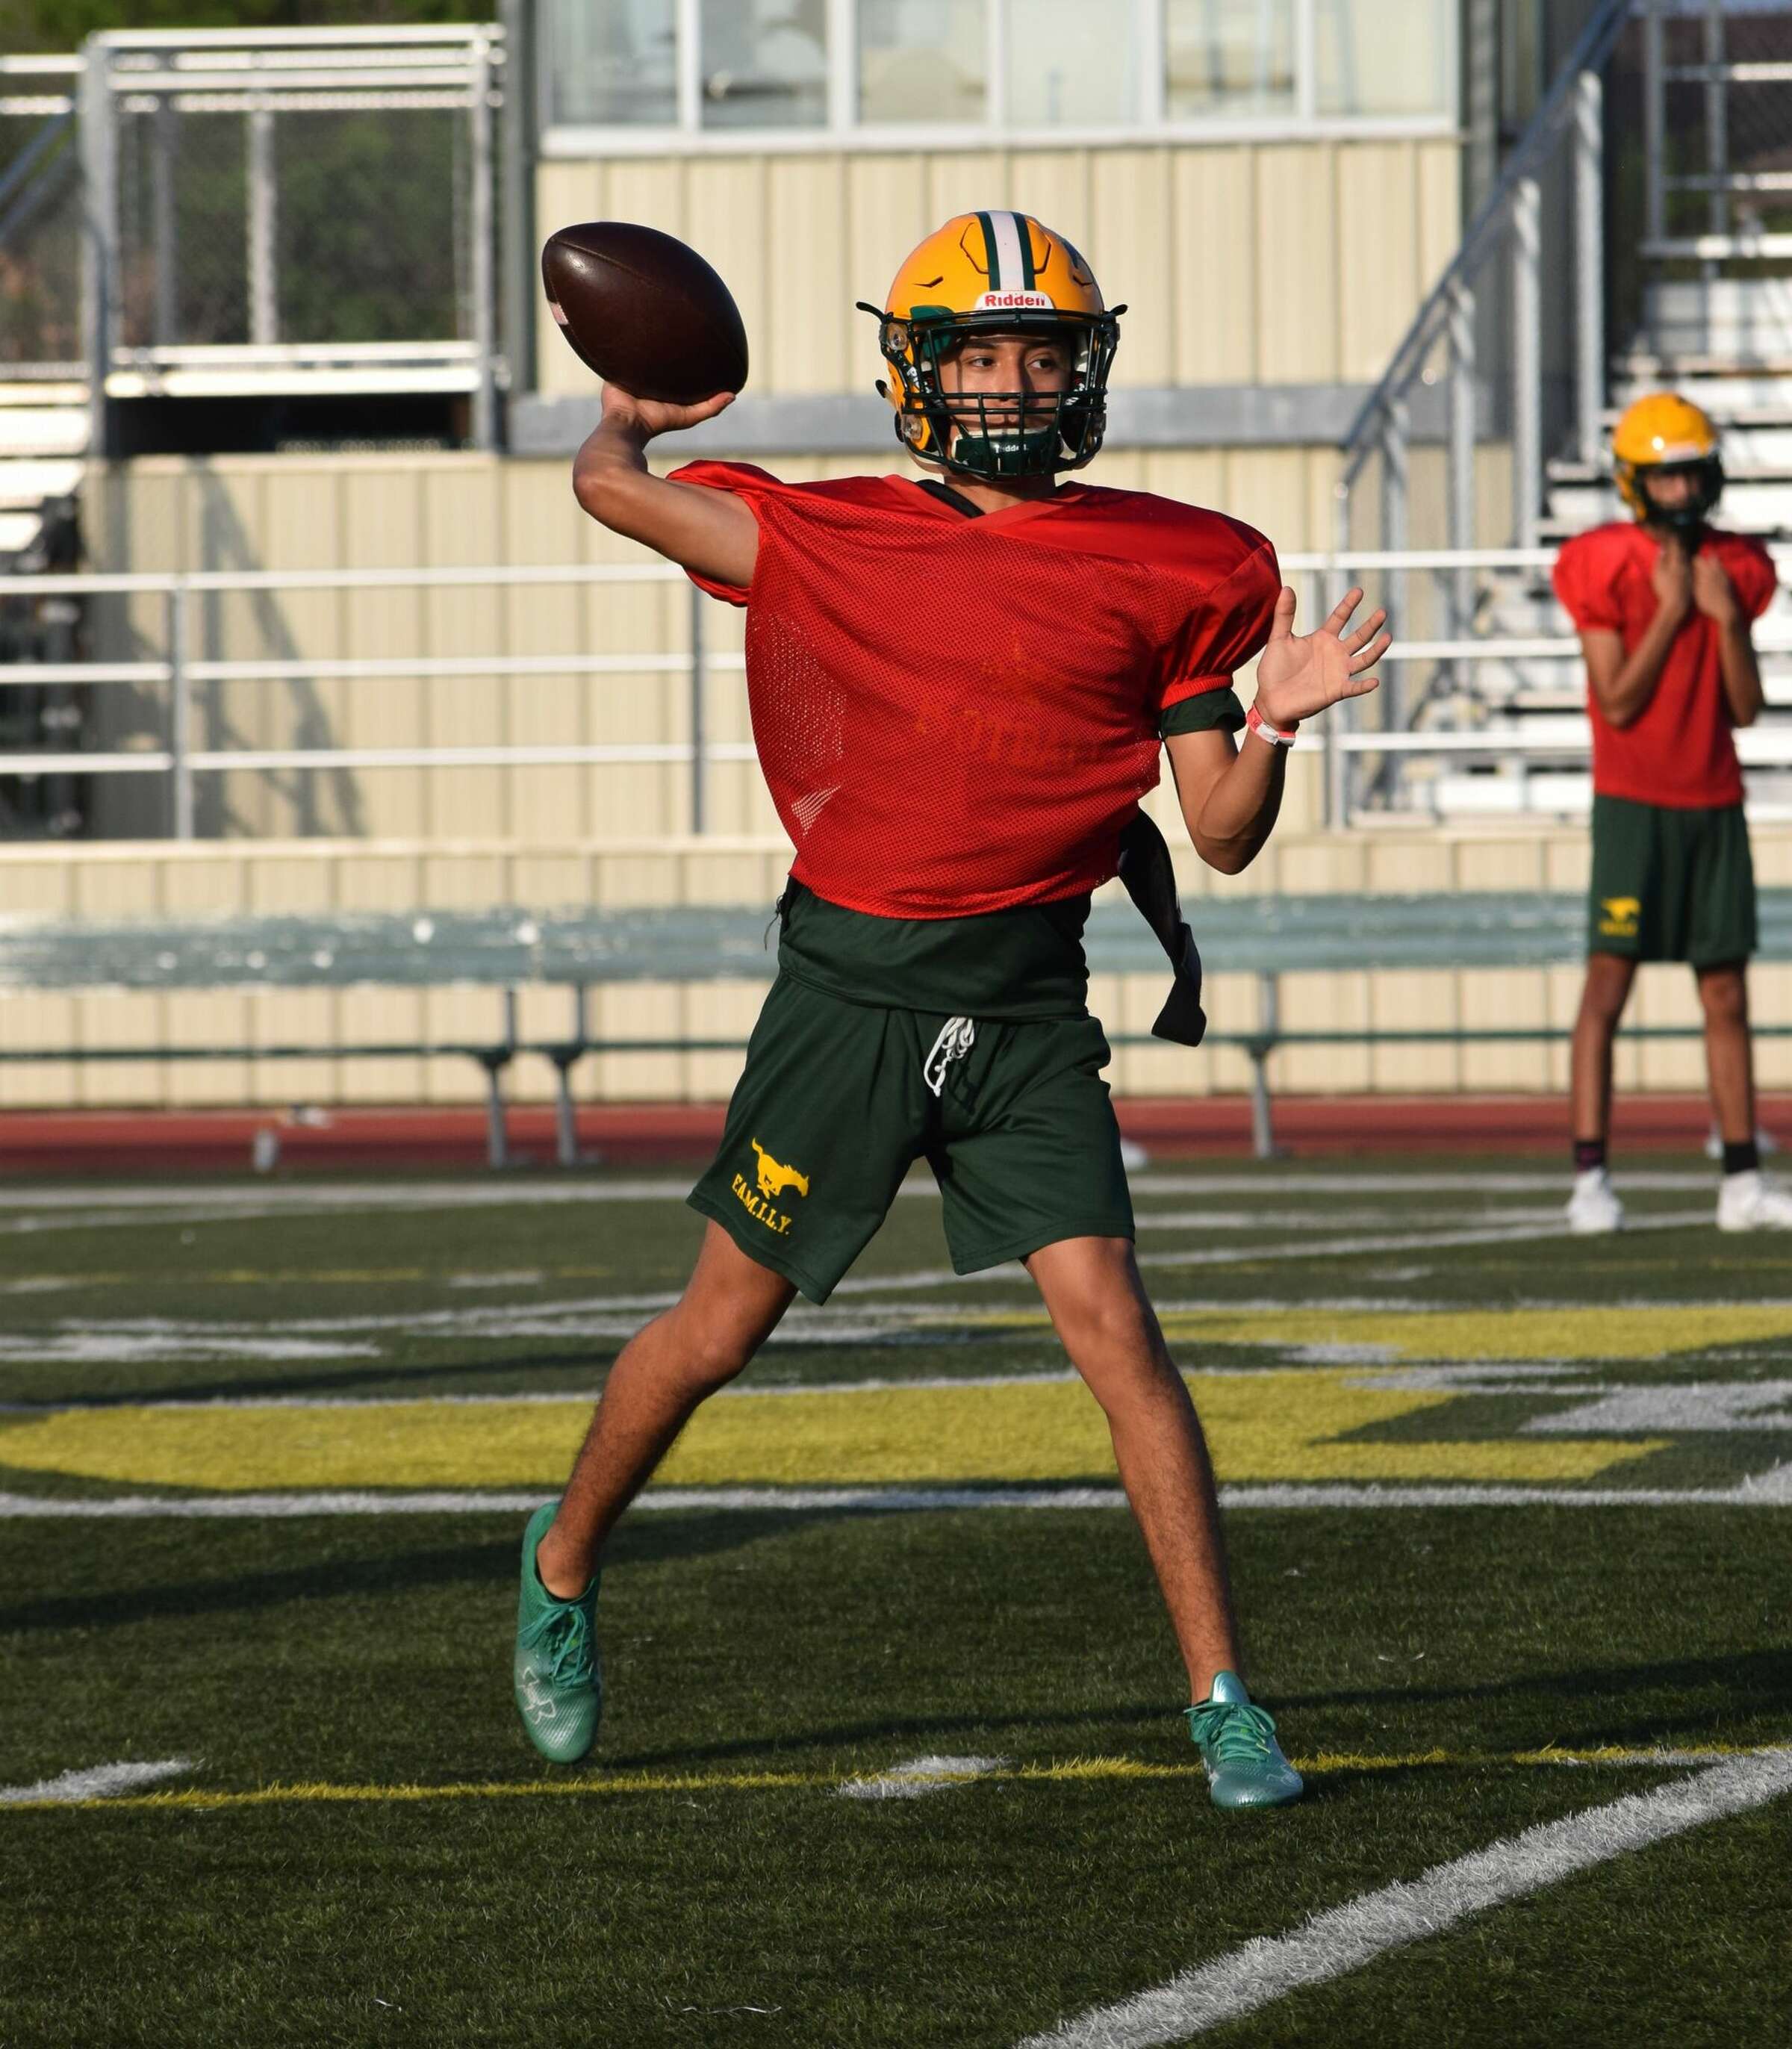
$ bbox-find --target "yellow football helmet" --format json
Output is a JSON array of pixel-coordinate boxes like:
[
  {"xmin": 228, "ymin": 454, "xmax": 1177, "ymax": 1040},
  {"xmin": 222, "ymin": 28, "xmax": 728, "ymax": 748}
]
[
  {"xmin": 856, "ymin": 211, "xmax": 1123, "ymax": 480},
  {"xmin": 1611, "ymin": 391, "xmax": 1723, "ymax": 533}
]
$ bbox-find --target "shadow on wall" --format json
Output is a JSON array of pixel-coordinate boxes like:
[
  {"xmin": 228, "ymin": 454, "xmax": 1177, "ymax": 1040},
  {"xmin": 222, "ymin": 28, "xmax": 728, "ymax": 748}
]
[{"xmin": 89, "ymin": 464, "xmax": 365, "ymax": 842}]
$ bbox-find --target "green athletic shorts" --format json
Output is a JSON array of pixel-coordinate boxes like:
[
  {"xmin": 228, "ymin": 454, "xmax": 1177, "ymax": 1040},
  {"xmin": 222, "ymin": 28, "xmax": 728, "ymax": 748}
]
[
  {"xmin": 688, "ymin": 974, "xmax": 1134, "ymax": 1303},
  {"xmin": 1588, "ymin": 794, "xmax": 1756, "ymax": 967}
]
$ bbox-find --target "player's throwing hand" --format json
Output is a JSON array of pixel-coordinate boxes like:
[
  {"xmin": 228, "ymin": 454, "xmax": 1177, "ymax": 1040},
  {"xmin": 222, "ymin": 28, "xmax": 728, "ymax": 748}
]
[
  {"xmin": 1253, "ymin": 585, "xmax": 1390, "ymax": 730},
  {"xmin": 599, "ymin": 381, "xmax": 736, "ymax": 441}
]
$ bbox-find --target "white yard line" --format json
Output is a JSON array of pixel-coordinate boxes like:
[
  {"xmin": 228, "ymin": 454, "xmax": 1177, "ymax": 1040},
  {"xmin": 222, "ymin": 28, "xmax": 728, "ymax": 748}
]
[
  {"xmin": 1014, "ymin": 1747, "xmax": 1792, "ymax": 2049},
  {"xmin": 0, "ymin": 1758, "xmax": 196, "ymax": 1805},
  {"xmin": 4, "ymin": 1470, "xmax": 1791, "ymax": 1518},
  {"xmin": 1133, "ymin": 1207, "xmax": 1569, "ymax": 1233},
  {"xmin": 0, "ymin": 1169, "xmax": 1726, "ymax": 1215},
  {"xmin": 0, "ymin": 1169, "xmax": 1726, "ymax": 1240},
  {"xmin": 1139, "ymin": 1210, "xmax": 1714, "ymax": 1270},
  {"xmin": 837, "ymin": 1754, "xmax": 1007, "ymax": 1801}
]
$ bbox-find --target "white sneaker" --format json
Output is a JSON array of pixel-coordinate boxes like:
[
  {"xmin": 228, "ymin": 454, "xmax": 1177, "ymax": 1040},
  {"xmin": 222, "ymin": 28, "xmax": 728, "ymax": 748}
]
[
  {"xmin": 1566, "ymin": 1167, "xmax": 1624, "ymax": 1235},
  {"xmin": 1716, "ymin": 1169, "xmax": 1792, "ymax": 1231}
]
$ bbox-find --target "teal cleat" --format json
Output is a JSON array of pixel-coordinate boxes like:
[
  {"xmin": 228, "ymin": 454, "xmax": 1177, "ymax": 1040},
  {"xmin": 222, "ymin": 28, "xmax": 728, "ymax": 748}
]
[
  {"xmin": 513, "ymin": 1501, "xmax": 602, "ymax": 1764},
  {"xmin": 1186, "ymin": 1671, "xmax": 1303, "ymax": 1809}
]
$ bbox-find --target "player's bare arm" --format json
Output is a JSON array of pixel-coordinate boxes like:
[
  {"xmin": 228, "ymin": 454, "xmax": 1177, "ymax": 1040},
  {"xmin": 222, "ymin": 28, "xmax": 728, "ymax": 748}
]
[
  {"xmin": 1582, "ymin": 539, "xmax": 1690, "ymax": 728},
  {"xmin": 1693, "ymin": 552, "xmax": 1765, "ymax": 727},
  {"xmin": 571, "ymin": 384, "xmax": 759, "ymax": 588},
  {"xmin": 1166, "ymin": 585, "xmax": 1388, "ymax": 874}
]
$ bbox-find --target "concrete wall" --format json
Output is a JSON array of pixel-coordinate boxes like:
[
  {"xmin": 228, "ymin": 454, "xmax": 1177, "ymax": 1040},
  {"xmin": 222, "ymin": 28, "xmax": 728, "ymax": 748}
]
[{"xmin": 9, "ymin": 827, "xmax": 1792, "ymax": 1110}]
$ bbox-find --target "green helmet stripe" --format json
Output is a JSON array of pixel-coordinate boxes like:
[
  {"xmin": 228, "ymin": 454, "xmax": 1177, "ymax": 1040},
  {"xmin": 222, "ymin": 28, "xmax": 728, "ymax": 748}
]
[
  {"xmin": 975, "ymin": 210, "xmax": 1002, "ymax": 287},
  {"xmin": 1015, "ymin": 214, "xmax": 1037, "ymax": 290}
]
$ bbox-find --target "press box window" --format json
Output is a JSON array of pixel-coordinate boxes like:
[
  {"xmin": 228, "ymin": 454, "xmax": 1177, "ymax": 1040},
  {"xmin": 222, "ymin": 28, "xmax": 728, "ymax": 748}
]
[
  {"xmin": 539, "ymin": 0, "xmax": 676, "ymax": 128},
  {"xmin": 858, "ymin": 0, "xmax": 988, "ymax": 125},
  {"xmin": 702, "ymin": 0, "xmax": 829, "ymax": 129},
  {"xmin": 1165, "ymin": 0, "xmax": 1296, "ymax": 116},
  {"xmin": 1315, "ymin": 0, "xmax": 1456, "ymax": 116},
  {"xmin": 1006, "ymin": 0, "xmax": 1139, "ymax": 128}
]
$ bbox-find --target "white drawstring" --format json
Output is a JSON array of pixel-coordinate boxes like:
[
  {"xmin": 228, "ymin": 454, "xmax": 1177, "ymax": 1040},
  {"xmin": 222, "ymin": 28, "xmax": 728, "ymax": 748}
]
[{"xmin": 922, "ymin": 1015, "xmax": 976, "ymax": 1097}]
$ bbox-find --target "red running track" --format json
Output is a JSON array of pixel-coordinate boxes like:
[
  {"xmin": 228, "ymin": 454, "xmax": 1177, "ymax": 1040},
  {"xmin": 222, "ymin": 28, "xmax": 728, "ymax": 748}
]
[{"xmin": 1, "ymin": 1094, "xmax": 1782, "ymax": 1175}]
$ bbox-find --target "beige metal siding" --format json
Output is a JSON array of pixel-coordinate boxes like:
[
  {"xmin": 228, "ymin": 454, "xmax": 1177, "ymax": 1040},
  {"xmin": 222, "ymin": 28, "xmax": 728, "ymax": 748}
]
[
  {"xmin": 533, "ymin": 139, "xmax": 1461, "ymax": 397},
  {"xmin": 88, "ymin": 440, "xmax": 1434, "ymax": 851}
]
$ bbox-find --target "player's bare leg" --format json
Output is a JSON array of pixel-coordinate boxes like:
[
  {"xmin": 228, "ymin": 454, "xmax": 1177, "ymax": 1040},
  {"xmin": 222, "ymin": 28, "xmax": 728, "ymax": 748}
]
[
  {"xmin": 535, "ymin": 1222, "xmax": 795, "ymax": 1596},
  {"xmin": 1024, "ymin": 1234, "xmax": 1241, "ymax": 1696},
  {"xmin": 1697, "ymin": 961, "xmax": 1755, "ymax": 1145},
  {"xmin": 1570, "ymin": 951, "xmax": 1639, "ymax": 1145},
  {"xmin": 1696, "ymin": 960, "xmax": 1792, "ymax": 1228},
  {"xmin": 1567, "ymin": 954, "xmax": 1637, "ymax": 1231},
  {"xmin": 1026, "ymin": 1234, "xmax": 1299, "ymax": 1807}
]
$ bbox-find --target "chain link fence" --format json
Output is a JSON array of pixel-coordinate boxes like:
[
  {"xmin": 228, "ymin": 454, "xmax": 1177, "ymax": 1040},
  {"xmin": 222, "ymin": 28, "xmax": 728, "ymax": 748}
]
[
  {"xmin": 112, "ymin": 92, "xmax": 476, "ymax": 353},
  {"xmin": 0, "ymin": 66, "xmax": 82, "ymax": 371}
]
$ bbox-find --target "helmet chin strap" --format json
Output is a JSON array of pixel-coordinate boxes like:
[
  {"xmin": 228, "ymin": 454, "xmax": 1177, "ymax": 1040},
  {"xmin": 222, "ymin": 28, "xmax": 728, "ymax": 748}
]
[{"xmin": 945, "ymin": 417, "xmax": 1063, "ymax": 479}]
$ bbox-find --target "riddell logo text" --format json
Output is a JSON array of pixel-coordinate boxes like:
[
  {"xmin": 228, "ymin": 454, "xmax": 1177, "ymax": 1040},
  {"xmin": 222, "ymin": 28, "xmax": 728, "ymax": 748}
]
[{"xmin": 974, "ymin": 290, "xmax": 1054, "ymax": 311}]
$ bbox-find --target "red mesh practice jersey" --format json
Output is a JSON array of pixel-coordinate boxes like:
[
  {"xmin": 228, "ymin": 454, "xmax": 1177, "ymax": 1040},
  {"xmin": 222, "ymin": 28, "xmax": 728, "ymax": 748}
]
[
  {"xmin": 671, "ymin": 462, "xmax": 1279, "ymax": 916},
  {"xmin": 1554, "ymin": 522, "xmax": 1776, "ymax": 809}
]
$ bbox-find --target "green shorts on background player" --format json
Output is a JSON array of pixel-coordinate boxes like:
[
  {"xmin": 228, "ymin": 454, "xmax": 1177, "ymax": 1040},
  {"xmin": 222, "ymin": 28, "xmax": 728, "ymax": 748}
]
[
  {"xmin": 1555, "ymin": 391, "xmax": 1792, "ymax": 1236},
  {"xmin": 513, "ymin": 208, "xmax": 1391, "ymax": 1811}
]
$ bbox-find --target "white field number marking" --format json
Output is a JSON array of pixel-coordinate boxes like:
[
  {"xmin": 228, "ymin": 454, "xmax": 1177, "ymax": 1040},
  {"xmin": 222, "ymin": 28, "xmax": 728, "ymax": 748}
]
[
  {"xmin": 837, "ymin": 1755, "xmax": 1007, "ymax": 1801},
  {"xmin": 0, "ymin": 1758, "xmax": 196, "ymax": 1804},
  {"xmin": 1016, "ymin": 1748, "xmax": 1792, "ymax": 2048}
]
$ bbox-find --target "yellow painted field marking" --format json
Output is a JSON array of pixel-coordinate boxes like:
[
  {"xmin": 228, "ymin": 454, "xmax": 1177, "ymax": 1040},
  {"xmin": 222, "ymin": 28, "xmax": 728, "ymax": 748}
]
[
  {"xmin": 1153, "ymin": 1305, "xmax": 1792, "ymax": 1362},
  {"xmin": 948, "ymin": 1303, "xmax": 1792, "ymax": 1363},
  {"xmin": 0, "ymin": 1370, "xmax": 1667, "ymax": 1491},
  {"xmin": 10, "ymin": 1747, "xmax": 1779, "ymax": 1816}
]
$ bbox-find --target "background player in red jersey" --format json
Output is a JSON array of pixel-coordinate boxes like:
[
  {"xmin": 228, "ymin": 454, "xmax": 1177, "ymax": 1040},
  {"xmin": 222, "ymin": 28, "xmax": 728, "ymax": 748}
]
[
  {"xmin": 1555, "ymin": 392, "xmax": 1792, "ymax": 1236},
  {"xmin": 512, "ymin": 211, "xmax": 1390, "ymax": 1809}
]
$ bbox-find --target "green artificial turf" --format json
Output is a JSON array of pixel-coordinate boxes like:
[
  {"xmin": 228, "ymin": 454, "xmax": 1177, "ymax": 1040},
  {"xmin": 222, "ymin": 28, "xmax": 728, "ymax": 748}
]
[{"xmin": 1, "ymin": 1157, "xmax": 1790, "ymax": 2046}]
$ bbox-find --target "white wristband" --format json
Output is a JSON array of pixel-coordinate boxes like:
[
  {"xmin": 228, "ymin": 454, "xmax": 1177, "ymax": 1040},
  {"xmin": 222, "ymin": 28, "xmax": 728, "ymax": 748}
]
[{"xmin": 1246, "ymin": 703, "xmax": 1297, "ymax": 747}]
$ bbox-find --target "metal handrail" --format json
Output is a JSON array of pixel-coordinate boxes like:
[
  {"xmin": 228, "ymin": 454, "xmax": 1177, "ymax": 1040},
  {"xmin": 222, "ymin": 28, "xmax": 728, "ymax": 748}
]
[
  {"xmin": 1337, "ymin": 0, "xmax": 1636, "ymax": 488},
  {"xmin": 18, "ymin": 544, "xmax": 1792, "ymax": 598},
  {"xmin": 1326, "ymin": 0, "xmax": 1648, "ymax": 830},
  {"xmin": 2, "ymin": 550, "xmax": 1790, "ymax": 835}
]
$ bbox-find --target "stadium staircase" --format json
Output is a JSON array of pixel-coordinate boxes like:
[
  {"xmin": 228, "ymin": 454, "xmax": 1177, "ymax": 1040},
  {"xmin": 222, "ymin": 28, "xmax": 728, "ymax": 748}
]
[
  {"xmin": 1334, "ymin": 1, "xmax": 1792, "ymax": 825},
  {"xmin": 1544, "ymin": 281, "xmax": 1792, "ymax": 544},
  {"xmin": 1493, "ymin": 271, "xmax": 1792, "ymax": 815}
]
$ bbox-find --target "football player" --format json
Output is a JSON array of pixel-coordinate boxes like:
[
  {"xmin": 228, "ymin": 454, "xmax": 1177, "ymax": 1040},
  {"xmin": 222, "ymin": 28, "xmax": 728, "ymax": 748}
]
[
  {"xmin": 1555, "ymin": 393, "xmax": 1791, "ymax": 1234},
  {"xmin": 514, "ymin": 211, "xmax": 1389, "ymax": 1808}
]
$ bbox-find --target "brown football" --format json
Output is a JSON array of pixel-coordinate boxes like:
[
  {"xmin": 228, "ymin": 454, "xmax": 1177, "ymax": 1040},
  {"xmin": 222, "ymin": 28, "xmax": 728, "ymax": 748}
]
[{"xmin": 541, "ymin": 221, "xmax": 750, "ymax": 405}]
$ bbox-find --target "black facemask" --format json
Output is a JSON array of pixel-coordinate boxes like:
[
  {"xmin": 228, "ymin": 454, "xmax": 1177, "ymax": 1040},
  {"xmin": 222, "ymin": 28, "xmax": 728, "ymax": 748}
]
[{"xmin": 1639, "ymin": 457, "xmax": 1724, "ymax": 541}]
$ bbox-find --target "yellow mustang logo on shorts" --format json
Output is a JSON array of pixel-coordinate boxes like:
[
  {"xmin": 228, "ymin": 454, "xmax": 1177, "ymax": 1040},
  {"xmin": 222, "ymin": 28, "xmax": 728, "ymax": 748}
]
[
  {"xmin": 1599, "ymin": 896, "xmax": 1641, "ymax": 938},
  {"xmin": 730, "ymin": 1139, "xmax": 811, "ymax": 1237},
  {"xmin": 750, "ymin": 1138, "xmax": 810, "ymax": 1201}
]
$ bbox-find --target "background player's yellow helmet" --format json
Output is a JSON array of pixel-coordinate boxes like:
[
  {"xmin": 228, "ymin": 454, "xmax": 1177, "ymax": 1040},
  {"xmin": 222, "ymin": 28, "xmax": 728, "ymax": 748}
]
[
  {"xmin": 1611, "ymin": 391, "xmax": 1724, "ymax": 535},
  {"xmin": 856, "ymin": 211, "xmax": 1123, "ymax": 480}
]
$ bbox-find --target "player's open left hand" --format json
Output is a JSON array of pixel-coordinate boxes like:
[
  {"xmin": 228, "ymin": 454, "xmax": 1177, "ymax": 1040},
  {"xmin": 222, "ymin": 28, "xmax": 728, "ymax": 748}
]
[
  {"xmin": 600, "ymin": 382, "xmax": 736, "ymax": 443},
  {"xmin": 1252, "ymin": 585, "xmax": 1389, "ymax": 730}
]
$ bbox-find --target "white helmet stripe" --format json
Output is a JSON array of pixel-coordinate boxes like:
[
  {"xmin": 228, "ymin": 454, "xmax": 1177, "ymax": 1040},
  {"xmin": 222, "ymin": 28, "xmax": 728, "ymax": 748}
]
[{"xmin": 988, "ymin": 210, "xmax": 1028, "ymax": 293}]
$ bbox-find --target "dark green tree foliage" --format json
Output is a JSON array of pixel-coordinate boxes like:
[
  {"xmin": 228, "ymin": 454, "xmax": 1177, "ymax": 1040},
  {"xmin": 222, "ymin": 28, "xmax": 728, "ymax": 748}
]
[
  {"xmin": 0, "ymin": 2, "xmax": 485, "ymax": 53},
  {"xmin": 277, "ymin": 111, "xmax": 462, "ymax": 342}
]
